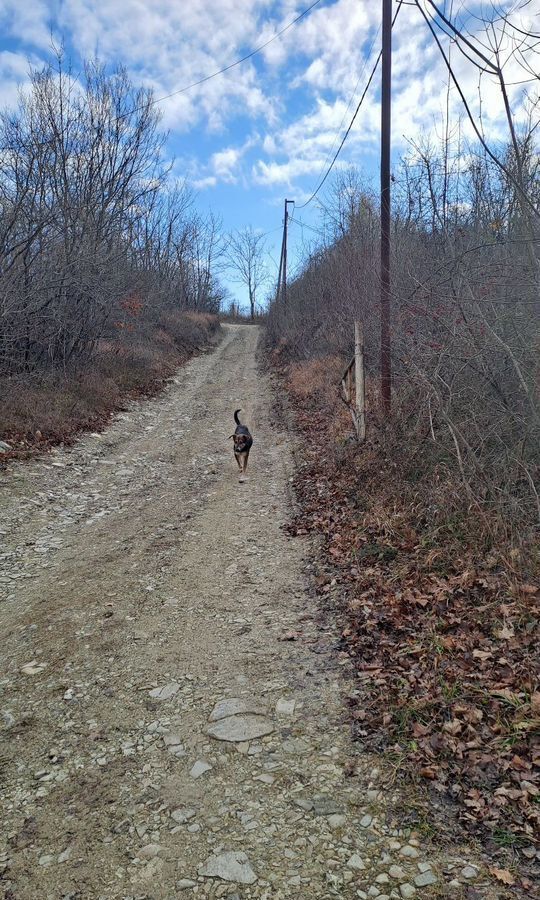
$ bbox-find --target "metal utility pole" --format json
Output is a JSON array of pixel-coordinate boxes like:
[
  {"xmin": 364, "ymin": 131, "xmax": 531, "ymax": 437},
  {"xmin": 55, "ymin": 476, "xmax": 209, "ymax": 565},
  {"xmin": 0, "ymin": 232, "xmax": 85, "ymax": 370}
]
[{"xmin": 380, "ymin": 0, "xmax": 392, "ymax": 413}]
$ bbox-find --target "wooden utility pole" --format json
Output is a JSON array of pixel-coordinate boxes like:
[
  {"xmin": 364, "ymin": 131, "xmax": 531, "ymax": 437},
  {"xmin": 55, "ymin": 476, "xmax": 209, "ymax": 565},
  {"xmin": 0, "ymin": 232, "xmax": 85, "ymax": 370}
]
[
  {"xmin": 282, "ymin": 199, "xmax": 293, "ymax": 306},
  {"xmin": 276, "ymin": 228, "xmax": 285, "ymax": 305},
  {"xmin": 380, "ymin": 0, "xmax": 392, "ymax": 413}
]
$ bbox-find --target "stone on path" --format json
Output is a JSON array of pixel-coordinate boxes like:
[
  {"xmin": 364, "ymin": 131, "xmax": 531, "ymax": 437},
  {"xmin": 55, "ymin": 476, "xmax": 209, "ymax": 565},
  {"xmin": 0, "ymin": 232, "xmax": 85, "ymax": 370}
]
[
  {"xmin": 415, "ymin": 871, "xmax": 438, "ymax": 887},
  {"xmin": 190, "ymin": 760, "xmax": 212, "ymax": 778},
  {"xmin": 206, "ymin": 714, "xmax": 273, "ymax": 742},
  {"xmin": 171, "ymin": 808, "xmax": 197, "ymax": 824},
  {"xmin": 21, "ymin": 660, "xmax": 47, "ymax": 676},
  {"xmin": 461, "ymin": 866, "xmax": 478, "ymax": 879},
  {"xmin": 148, "ymin": 682, "xmax": 180, "ymax": 700},
  {"xmin": 347, "ymin": 854, "xmax": 365, "ymax": 871},
  {"xmin": 198, "ymin": 850, "xmax": 257, "ymax": 884},
  {"xmin": 209, "ymin": 698, "xmax": 266, "ymax": 721},
  {"xmin": 313, "ymin": 797, "xmax": 342, "ymax": 816},
  {"xmin": 139, "ymin": 844, "xmax": 161, "ymax": 860},
  {"xmin": 275, "ymin": 698, "xmax": 296, "ymax": 716}
]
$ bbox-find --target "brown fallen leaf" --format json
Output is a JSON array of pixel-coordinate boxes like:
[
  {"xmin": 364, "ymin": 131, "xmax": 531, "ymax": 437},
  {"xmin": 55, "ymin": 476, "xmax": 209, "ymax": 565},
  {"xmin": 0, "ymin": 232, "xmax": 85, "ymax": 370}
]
[
  {"xmin": 495, "ymin": 624, "xmax": 514, "ymax": 640},
  {"xmin": 472, "ymin": 649, "xmax": 492, "ymax": 660},
  {"xmin": 519, "ymin": 583, "xmax": 538, "ymax": 595},
  {"xmin": 489, "ymin": 867, "xmax": 515, "ymax": 885}
]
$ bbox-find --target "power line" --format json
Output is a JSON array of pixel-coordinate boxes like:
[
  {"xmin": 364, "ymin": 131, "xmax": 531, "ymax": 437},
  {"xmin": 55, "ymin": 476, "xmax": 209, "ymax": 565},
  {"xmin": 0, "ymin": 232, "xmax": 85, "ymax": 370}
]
[
  {"xmin": 123, "ymin": 0, "xmax": 326, "ymax": 119},
  {"xmin": 0, "ymin": 0, "xmax": 325, "ymax": 146},
  {"xmin": 307, "ymin": 21, "xmax": 383, "ymax": 197},
  {"xmin": 296, "ymin": 1, "xmax": 403, "ymax": 210}
]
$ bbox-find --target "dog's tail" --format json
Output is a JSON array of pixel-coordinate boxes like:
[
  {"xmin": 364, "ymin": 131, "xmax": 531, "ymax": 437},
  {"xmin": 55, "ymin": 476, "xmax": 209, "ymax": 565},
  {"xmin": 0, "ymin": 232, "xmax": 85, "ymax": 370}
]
[{"xmin": 234, "ymin": 408, "xmax": 242, "ymax": 426}]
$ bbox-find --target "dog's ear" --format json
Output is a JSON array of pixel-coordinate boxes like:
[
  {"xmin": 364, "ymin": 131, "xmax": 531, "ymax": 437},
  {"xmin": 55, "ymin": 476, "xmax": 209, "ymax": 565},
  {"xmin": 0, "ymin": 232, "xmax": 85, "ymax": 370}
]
[{"xmin": 228, "ymin": 434, "xmax": 235, "ymax": 440}]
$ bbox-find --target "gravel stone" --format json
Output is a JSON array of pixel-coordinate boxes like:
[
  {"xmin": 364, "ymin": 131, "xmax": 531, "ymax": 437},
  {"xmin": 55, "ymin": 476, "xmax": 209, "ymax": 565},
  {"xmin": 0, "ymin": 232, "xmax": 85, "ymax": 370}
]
[
  {"xmin": 209, "ymin": 698, "xmax": 266, "ymax": 721},
  {"xmin": 190, "ymin": 759, "xmax": 212, "ymax": 778},
  {"xmin": 400, "ymin": 846, "xmax": 420, "ymax": 859},
  {"xmin": 171, "ymin": 808, "xmax": 197, "ymax": 824},
  {"xmin": 414, "ymin": 871, "xmax": 438, "ymax": 887},
  {"xmin": 198, "ymin": 850, "xmax": 257, "ymax": 884},
  {"xmin": 206, "ymin": 714, "xmax": 274, "ymax": 742},
  {"xmin": 461, "ymin": 866, "xmax": 478, "ymax": 879},
  {"xmin": 148, "ymin": 682, "xmax": 180, "ymax": 700}
]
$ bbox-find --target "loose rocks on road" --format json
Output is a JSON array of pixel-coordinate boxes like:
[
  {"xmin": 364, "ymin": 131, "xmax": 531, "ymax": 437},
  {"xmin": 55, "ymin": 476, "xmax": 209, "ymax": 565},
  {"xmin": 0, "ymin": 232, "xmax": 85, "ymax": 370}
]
[{"xmin": 0, "ymin": 326, "xmax": 511, "ymax": 899}]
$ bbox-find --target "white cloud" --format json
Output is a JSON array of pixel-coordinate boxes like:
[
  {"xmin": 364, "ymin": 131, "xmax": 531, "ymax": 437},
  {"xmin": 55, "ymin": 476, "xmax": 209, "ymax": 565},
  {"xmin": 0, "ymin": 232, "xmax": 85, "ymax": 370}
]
[
  {"xmin": 0, "ymin": 51, "xmax": 40, "ymax": 108},
  {"xmin": 0, "ymin": 0, "xmax": 538, "ymax": 206},
  {"xmin": 0, "ymin": 0, "xmax": 55, "ymax": 51}
]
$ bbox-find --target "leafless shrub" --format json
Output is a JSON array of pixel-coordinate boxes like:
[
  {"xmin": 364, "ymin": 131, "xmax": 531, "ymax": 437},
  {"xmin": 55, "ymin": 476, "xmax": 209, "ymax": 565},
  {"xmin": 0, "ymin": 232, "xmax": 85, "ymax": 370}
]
[
  {"xmin": 0, "ymin": 56, "xmax": 224, "ymax": 378},
  {"xmin": 268, "ymin": 142, "xmax": 539, "ymax": 534}
]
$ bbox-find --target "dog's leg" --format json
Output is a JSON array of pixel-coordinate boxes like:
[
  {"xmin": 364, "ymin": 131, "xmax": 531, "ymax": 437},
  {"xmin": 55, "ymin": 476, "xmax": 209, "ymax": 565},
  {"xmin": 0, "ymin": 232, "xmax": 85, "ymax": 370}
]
[
  {"xmin": 234, "ymin": 451, "xmax": 242, "ymax": 472},
  {"xmin": 239, "ymin": 451, "xmax": 249, "ymax": 482}
]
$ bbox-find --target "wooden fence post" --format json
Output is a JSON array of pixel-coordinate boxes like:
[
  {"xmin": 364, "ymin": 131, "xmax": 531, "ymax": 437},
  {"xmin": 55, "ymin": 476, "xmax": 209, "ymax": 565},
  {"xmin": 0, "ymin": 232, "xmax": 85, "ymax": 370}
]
[
  {"xmin": 340, "ymin": 321, "xmax": 366, "ymax": 443},
  {"xmin": 355, "ymin": 321, "xmax": 366, "ymax": 443}
]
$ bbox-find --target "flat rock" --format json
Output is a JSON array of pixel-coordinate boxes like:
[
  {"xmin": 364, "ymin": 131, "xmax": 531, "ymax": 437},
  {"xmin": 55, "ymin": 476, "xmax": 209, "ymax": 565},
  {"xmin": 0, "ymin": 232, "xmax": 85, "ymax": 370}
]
[
  {"xmin": 347, "ymin": 854, "xmax": 366, "ymax": 871},
  {"xmin": 282, "ymin": 737, "xmax": 310, "ymax": 754},
  {"xmin": 209, "ymin": 698, "xmax": 266, "ymax": 721},
  {"xmin": 198, "ymin": 850, "xmax": 257, "ymax": 884},
  {"xmin": 461, "ymin": 866, "xmax": 478, "ymax": 879},
  {"xmin": 21, "ymin": 660, "xmax": 47, "ymax": 676},
  {"xmin": 171, "ymin": 807, "xmax": 197, "ymax": 824},
  {"xmin": 414, "ymin": 871, "xmax": 437, "ymax": 887},
  {"xmin": 139, "ymin": 843, "xmax": 161, "ymax": 860},
  {"xmin": 163, "ymin": 731, "xmax": 183, "ymax": 747},
  {"xmin": 313, "ymin": 797, "xmax": 342, "ymax": 816},
  {"xmin": 190, "ymin": 760, "xmax": 212, "ymax": 778},
  {"xmin": 148, "ymin": 682, "xmax": 180, "ymax": 700},
  {"xmin": 328, "ymin": 814, "xmax": 346, "ymax": 829},
  {"xmin": 275, "ymin": 698, "xmax": 296, "ymax": 716},
  {"xmin": 206, "ymin": 714, "xmax": 274, "ymax": 742},
  {"xmin": 400, "ymin": 846, "xmax": 419, "ymax": 859}
]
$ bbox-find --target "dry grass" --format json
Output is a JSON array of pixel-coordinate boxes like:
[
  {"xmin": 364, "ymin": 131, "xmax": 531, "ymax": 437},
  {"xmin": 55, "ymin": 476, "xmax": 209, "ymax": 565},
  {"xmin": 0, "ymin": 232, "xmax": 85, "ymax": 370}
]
[{"xmin": 0, "ymin": 312, "xmax": 219, "ymax": 454}]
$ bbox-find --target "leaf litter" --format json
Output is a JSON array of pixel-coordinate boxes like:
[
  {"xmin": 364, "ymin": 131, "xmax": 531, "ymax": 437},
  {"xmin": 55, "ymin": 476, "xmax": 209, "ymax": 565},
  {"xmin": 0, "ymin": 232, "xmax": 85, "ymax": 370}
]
[{"xmin": 277, "ymin": 362, "xmax": 539, "ymax": 889}]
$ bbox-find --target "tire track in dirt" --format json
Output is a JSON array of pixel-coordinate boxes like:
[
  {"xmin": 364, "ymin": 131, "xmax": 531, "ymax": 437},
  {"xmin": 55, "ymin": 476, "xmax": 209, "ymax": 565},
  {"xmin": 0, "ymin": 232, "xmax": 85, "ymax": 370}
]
[{"xmin": 0, "ymin": 325, "xmax": 510, "ymax": 899}]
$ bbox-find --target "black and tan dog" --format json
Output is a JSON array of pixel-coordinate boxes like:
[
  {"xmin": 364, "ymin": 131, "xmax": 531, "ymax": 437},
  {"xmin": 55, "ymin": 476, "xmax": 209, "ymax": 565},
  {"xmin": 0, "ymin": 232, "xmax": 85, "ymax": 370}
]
[{"xmin": 230, "ymin": 409, "xmax": 253, "ymax": 482}]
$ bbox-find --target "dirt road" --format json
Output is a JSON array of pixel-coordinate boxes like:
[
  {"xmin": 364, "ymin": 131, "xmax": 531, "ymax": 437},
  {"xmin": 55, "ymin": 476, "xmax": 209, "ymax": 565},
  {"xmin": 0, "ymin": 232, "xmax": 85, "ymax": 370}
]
[{"xmin": 1, "ymin": 325, "xmax": 504, "ymax": 899}]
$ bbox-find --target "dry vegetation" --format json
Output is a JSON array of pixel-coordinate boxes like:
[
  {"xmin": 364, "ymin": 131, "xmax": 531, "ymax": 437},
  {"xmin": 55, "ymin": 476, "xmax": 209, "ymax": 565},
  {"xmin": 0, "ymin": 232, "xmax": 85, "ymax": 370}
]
[
  {"xmin": 276, "ymin": 357, "xmax": 538, "ymax": 888},
  {"xmin": 267, "ymin": 6, "xmax": 539, "ymax": 884},
  {"xmin": 0, "ymin": 58, "xmax": 225, "ymax": 452},
  {"xmin": 0, "ymin": 311, "xmax": 219, "ymax": 454}
]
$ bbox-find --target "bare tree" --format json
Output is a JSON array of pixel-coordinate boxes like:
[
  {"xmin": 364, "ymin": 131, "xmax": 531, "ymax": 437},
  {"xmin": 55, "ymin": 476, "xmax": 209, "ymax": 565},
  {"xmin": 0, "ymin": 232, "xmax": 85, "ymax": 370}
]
[{"xmin": 226, "ymin": 227, "xmax": 269, "ymax": 319}]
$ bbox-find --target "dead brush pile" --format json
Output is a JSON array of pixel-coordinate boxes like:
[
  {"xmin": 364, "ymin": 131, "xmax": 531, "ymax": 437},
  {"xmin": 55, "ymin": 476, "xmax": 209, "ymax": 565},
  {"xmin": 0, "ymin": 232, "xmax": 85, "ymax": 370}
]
[{"xmin": 277, "ymin": 353, "xmax": 539, "ymax": 889}]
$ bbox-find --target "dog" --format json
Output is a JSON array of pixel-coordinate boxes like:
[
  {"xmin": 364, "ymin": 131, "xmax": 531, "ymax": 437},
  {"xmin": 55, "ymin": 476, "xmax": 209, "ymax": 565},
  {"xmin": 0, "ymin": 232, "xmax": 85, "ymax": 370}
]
[{"xmin": 230, "ymin": 409, "xmax": 253, "ymax": 482}]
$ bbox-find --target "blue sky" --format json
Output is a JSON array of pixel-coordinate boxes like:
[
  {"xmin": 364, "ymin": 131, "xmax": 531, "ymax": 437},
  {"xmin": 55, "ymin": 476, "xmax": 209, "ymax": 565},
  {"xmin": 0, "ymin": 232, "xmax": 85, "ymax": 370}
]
[{"xmin": 0, "ymin": 0, "xmax": 537, "ymax": 308}]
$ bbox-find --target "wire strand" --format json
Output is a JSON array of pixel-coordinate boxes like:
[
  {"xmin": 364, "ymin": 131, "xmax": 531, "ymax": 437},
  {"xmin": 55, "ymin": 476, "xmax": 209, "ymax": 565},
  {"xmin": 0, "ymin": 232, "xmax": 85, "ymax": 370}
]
[
  {"xmin": 121, "ymin": 0, "xmax": 325, "ymax": 120},
  {"xmin": 296, "ymin": 1, "xmax": 403, "ymax": 210}
]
